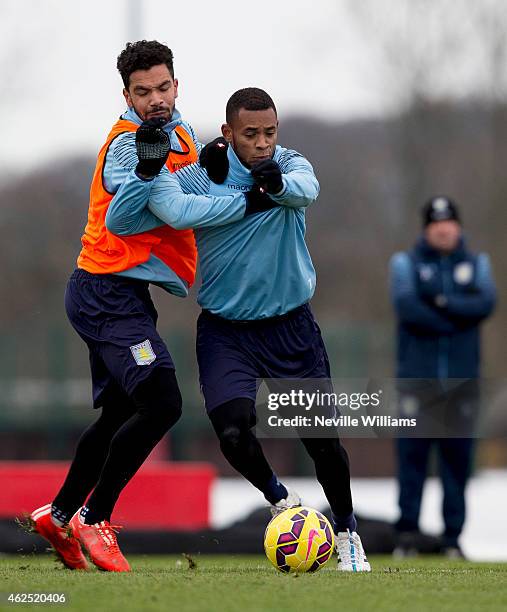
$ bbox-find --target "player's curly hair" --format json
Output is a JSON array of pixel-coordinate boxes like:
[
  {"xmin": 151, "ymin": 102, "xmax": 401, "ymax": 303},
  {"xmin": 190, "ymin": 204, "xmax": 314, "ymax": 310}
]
[
  {"xmin": 226, "ymin": 88, "xmax": 277, "ymax": 125},
  {"xmin": 117, "ymin": 40, "xmax": 174, "ymax": 88}
]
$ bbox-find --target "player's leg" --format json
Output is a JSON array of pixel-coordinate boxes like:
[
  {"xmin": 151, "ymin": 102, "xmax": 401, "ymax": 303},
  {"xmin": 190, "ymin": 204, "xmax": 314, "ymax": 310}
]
[
  {"xmin": 197, "ymin": 311, "xmax": 299, "ymax": 510},
  {"xmin": 394, "ymin": 437, "xmax": 432, "ymax": 555},
  {"xmin": 31, "ymin": 273, "xmax": 141, "ymax": 570},
  {"xmin": 81, "ymin": 367, "xmax": 181, "ymax": 524},
  {"xmin": 208, "ymin": 398, "xmax": 298, "ymax": 507},
  {"xmin": 266, "ymin": 304, "xmax": 370, "ymax": 570},
  {"xmin": 50, "ymin": 382, "xmax": 137, "ymax": 525},
  {"xmin": 31, "ymin": 383, "xmax": 137, "ymax": 570},
  {"xmin": 299, "ymin": 435, "xmax": 370, "ymax": 571},
  {"xmin": 69, "ymin": 367, "xmax": 181, "ymax": 572},
  {"xmin": 63, "ymin": 271, "xmax": 179, "ymax": 571},
  {"xmin": 437, "ymin": 437, "xmax": 474, "ymax": 558},
  {"xmin": 299, "ymin": 437, "xmax": 355, "ymax": 532}
]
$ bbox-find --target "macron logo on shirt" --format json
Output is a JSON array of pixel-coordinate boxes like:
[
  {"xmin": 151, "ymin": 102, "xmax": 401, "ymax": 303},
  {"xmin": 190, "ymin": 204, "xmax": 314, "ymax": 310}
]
[{"xmin": 226, "ymin": 184, "xmax": 250, "ymax": 191}]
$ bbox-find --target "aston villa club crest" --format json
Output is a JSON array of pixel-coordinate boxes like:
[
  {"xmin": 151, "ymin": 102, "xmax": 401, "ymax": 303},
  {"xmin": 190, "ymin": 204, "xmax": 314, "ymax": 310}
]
[{"xmin": 130, "ymin": 339, "xmax": 156, "ymax": 365}]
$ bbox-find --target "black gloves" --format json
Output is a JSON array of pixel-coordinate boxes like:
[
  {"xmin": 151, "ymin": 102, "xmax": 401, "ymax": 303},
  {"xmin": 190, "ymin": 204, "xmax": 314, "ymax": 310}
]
[
  {"xmin": 251, "ymin": 159, "xmax": 283, "ymax": 194},
  {"xmin": 199, "ymin": 139, "xmax": 280, "ymax": 213},
  {"xmin": 199, "ymin": 137, "xmax": 229, "ymax": 184},
  {"xmin": 135, "ymin": 118, "xmax": 171, "ymax": 180},
  {"xmin": 244, "ymin": 185, "xmax": 279, "ymax": 217},
  {"xmin": 199, "ymin": 141, "xmax": 283, "ymax": 194}
]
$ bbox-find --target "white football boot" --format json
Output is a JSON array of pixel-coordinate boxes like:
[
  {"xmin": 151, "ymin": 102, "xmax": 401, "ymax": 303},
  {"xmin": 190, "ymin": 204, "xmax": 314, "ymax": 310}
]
[
  {"xmin": 335, "ymin": 529, "xmax": 371, "ymax": 572},
  {"xmin": 270, "ymin": 487, "xmax": 302, "ymax": 516}
]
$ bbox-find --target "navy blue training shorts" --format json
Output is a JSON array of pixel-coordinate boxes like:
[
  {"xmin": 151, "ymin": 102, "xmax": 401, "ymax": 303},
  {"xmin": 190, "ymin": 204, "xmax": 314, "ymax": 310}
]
[
  {"xmin": 196, "ymin": 303, "xmax": 331, "ymax": 413},
  {"xmin": 65, "ymin": 269, "xmax": 174, "ymax": 408}
]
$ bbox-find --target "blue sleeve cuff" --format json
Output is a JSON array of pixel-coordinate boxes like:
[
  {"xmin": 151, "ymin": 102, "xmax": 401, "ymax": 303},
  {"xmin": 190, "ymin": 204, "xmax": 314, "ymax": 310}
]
[{"xmin": 272, "ymin": 178, "xmax": 287, "ymax": 197}]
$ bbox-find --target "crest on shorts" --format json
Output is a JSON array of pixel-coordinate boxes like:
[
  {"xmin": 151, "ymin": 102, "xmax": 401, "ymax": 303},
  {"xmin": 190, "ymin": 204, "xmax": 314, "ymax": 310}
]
[{"xmin": 130, "ymin": 339, "xmax": 156, "ymax": 366}]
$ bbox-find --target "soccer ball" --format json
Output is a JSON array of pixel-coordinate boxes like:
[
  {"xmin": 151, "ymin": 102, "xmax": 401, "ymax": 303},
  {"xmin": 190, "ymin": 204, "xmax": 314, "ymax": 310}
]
[{"xmin": 264, "ymin": 506, "xmax": 335, "ymax": 573}]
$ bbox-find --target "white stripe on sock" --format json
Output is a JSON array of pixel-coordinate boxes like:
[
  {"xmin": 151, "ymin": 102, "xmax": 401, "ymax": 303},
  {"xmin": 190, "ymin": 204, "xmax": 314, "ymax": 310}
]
[{"xmin": 31, "ymin": 504, "xmax": 52, "ymax": 520}]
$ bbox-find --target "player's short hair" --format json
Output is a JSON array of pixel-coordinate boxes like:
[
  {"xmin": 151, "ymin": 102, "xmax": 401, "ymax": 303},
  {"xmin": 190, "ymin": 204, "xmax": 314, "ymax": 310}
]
[
  {"xmin": 117, "ymin": 40, "xmax": 174, "ymax": 88},
  {"xmin": 226, "ymin": 88, "xmax": 277, "ymax": 125}
]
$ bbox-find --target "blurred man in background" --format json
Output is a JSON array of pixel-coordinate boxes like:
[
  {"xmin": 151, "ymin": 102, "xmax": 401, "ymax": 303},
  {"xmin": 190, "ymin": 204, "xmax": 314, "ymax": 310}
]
[{"xmin": 389, "ymin": 196, "xmax": 496, "ymax": 558}]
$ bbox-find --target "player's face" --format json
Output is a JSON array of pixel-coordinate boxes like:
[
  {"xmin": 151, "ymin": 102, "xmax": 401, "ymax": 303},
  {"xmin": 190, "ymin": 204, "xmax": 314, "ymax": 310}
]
[
  {"xmin": 222, "ymin": 108, "xmax": 278, "ymax": 168},
  {"xmin": 123, "ymin": 64, "xmax": 178, "ymax": 123},
  {"xmin": 424, "ymin": 220, "xmax": 461, "ymax": 253}
]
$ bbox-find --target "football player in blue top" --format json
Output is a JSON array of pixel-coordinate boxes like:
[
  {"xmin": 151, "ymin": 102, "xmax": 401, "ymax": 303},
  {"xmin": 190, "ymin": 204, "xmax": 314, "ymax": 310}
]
[{"xmin": 107, "ymin": 88, "xmax": 371, "ymax": 572}]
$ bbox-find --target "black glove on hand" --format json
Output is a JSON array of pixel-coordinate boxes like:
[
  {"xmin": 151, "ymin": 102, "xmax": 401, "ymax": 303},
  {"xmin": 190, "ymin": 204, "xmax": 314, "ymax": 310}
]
[
  {"xmin": 199, "ymin": 137, "xmax": 229, "ymax": 184},
  {"xmin": 251, "ymin": 159, "xmax": 283, "ymax": 194},
  {"xmin": 244, "ymin": 185, "xmax": 279, "ymax": 216},
  {"xmin": 135, "ymin": 117, "xmax": 171, "ymax": 179}
]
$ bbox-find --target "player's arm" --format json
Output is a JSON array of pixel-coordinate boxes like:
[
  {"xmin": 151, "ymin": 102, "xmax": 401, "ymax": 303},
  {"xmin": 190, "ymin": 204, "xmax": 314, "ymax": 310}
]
[
  {"xmin": 251, "ymin": 149, "xmax": 320, "ymax": 209},
  {"xmin": 106, "ymin": 168, "xmax": 279, "ymax": 234},
  {"xmin": 199, "ymin": 140, "xmax": 319, "ymax": 207},
  {"xmin": 106, "ymin": 119, "xmax": 279, "ymax": 235},
  {"xmin": 389, "ymin": 252, "xmax": 456, "ymax": 335},
  {"xmin": 142, "ymin": 169, "xmax": 248, "ymax": 230},
  {"xmin": 105, "ymin": 171, "xmax": 165, "ymax": 234},
  {"xmin": 106, "ymin": 169, "xmax": 244, "ymax": 233}
]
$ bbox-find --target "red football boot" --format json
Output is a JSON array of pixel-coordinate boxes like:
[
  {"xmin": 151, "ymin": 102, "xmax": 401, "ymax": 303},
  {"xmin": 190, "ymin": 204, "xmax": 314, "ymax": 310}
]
[
  {"xmin": 69, "ymin": 510, "xmax": 131, "ymax": 572},
  {"xmin": 30, "ymin": 504, "xmax": 89, "ymax": 570}
]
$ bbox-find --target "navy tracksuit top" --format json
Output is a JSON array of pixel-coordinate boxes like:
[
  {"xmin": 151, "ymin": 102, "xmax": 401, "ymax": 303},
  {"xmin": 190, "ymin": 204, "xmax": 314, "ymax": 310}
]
[{"xmin": 389, "ymin": 237, "xmax": 496, "ymax": 379}]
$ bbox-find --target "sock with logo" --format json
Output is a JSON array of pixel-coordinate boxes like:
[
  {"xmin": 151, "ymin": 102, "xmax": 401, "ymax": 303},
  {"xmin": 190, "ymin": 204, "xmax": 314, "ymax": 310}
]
[
  {"xmin": 50, "ymin": 504, "xmax": 71, "ymax": 527},
  {"xmin": 80, "ymin": 505, "xmax": 107, "ymax": 526}
]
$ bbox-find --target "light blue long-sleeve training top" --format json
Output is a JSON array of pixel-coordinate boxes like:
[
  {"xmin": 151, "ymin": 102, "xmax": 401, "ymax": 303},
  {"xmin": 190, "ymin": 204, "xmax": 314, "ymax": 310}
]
[
  {"xmin": 107, "ymin": 142, "xmax": 320, "ymax": 320},
  {"xmin": 102, "ymin": 106, "xmax": 249, "ymax": 297}
]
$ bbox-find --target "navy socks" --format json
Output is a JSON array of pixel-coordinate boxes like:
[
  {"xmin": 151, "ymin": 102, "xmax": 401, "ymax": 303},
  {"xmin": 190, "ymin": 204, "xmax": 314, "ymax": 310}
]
[
  {"xmin": 263, "ymin": 475, "xmax": 289, "ymax": 505},
  {"xmin": 332, "ymin": 511, "xmax": 357, "ymax": 534}
]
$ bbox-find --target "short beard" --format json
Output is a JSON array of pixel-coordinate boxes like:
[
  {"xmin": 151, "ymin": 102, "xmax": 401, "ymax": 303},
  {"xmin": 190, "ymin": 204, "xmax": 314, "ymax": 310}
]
[{"xmin": 133, "ymin": 103, "xmax": 172, "ymax": 123}]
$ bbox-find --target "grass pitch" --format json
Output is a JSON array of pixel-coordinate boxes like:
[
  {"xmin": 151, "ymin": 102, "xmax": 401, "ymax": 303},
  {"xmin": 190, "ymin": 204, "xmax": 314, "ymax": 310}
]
[{"xmin": 1, "ymin": 554, "xmax": 506, "ymax": 612}]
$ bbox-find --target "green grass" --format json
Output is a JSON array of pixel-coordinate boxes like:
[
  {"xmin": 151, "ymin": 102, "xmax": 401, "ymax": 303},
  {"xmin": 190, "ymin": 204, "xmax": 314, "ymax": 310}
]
[{"xmin": 1, "ymin": 554, "xmax": 506, "ymax": 612}]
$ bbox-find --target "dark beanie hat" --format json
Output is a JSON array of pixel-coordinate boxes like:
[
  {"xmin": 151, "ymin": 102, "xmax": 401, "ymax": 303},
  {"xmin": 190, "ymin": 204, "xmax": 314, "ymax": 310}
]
[{"xmin": 422, "ymin": 196, "xmax": 460, "ymax": 227}]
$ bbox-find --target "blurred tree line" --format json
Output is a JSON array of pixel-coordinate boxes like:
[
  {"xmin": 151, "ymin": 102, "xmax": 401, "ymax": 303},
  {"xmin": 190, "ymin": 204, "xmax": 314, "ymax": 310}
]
[{"xmin": 1, "ymin": 101, "xmax": 506, "ymax": 471}]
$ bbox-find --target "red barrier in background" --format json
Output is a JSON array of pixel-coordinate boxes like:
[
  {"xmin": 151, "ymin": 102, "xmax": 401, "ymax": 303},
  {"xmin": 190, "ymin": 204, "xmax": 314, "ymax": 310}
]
[{"xmin": 0, "ymin": 461, "xmax": 216, "ymax": 530}]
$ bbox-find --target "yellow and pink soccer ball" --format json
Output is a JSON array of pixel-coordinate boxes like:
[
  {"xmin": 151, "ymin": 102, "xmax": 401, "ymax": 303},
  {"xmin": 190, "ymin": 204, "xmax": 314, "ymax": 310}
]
[{"xmin": 264, "ymin": 506, "xmax": 335, "ymax": 573}]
